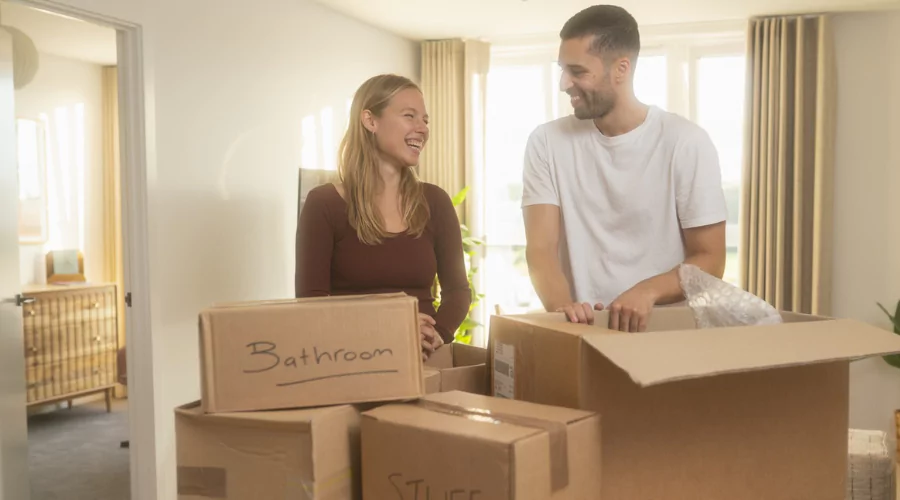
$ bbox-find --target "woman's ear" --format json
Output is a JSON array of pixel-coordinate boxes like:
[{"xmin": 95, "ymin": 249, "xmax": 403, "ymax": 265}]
[{"xmin": 361, "ymin": 109, "xmax": 377, "ymax": 134}]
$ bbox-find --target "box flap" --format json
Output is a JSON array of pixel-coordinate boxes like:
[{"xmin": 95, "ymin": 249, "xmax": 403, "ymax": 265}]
[
  {"xmin": 451, "ymin": 343, "xmax": 488, "ymax": 367},
  {"xmin": 363, "ymin": 391, "xmax": 594, "ymax": 438},
  {"xmin": 423, "ymin": 369, "xmax": 442, "ymax": 394},
  {"xmin": 206, "ymin": 292, "xmax": 411, "ymax": 311},
  {"xmin": 176, "ymin": 400, "xmax": 350, "ymax": 430},
  {"xmin": 500, "ymin": 307, "xmax": 698, "ymax": 335},
  {"xmin": 581, "ymin": 318, "xmax": 900, "ymax": 387},
  {"xmin": 424, "ymin": 344, "xmax": 454, "ymax": 369}
]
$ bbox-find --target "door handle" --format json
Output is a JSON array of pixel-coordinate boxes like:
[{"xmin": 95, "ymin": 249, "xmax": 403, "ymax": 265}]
[{"xmin": 15, "ymin": 294, "xmax": 35, "ymax": 307}]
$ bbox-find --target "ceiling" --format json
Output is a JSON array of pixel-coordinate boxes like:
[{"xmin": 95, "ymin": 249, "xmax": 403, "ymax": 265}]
[
  {"xmin": 0, "ymin": 1, "xmax": 116, "ymax": 66},
  {"xmin": 314, "ymin": 0, "xmax": 900, "ymax": 41}
]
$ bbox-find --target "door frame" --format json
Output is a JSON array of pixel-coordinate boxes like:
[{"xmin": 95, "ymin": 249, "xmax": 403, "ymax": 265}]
[{"xmin": 5, "ymin": 1, "xmax": 157, "ymax": 499}]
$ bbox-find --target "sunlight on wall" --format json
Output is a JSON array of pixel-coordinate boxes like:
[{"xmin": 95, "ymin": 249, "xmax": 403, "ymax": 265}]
[
  {"xmin": 320, "ymin": 106, "xmax": 335, "ymax": 171},
  {"xmin": 301, "ymin": 115, "xmax": 318, "ymax": 170}
]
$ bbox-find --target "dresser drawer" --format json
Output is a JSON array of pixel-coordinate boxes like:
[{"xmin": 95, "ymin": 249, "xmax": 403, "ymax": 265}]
[{"xmin": 21, "ymin": 284, "xmax": 119, "ymax": 405}]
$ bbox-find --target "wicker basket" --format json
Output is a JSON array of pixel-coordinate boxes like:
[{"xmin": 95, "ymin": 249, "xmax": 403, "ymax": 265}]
[
  {"xmin": 847, "ymin": 429, "xmax": 894, "ymax": 500},
  {"xmin": 895, "ymin": 410, "xmax": 900, "ymax": 455}
]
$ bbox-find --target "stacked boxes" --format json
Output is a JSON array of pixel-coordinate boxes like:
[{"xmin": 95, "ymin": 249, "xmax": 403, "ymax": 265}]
[
  {"xmin": 175, "ymin": 293, "xmax": 510, "ymax": 500},
  {"xmin": 175, "ymin": 292, "xmax": 900, "ymax": 500}
]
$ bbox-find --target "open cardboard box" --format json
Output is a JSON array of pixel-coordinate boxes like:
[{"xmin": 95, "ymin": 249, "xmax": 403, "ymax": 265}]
[
  {"xmin": 489, "ymin": 307, "xmax": 900, "ymax": 500},
  {"xmin": 423, "ymin": 343, "xmax": 489, "ymax": 395}
]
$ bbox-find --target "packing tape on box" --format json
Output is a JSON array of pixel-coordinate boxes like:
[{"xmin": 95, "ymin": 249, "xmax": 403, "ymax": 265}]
[{"xmin": 416, "ymin": 399, "xmax": 569, "ymax": 492}]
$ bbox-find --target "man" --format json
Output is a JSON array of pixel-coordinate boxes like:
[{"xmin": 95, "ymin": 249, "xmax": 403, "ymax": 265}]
[{"xmin": 522, "ymin": 4, "xmax": 727, "ymax": 332}]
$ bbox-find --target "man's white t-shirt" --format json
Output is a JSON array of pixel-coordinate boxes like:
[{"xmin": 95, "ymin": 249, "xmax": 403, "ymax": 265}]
[{"xmin": 522, "ymin": 106, "xmax": 728, "ymax": 307}]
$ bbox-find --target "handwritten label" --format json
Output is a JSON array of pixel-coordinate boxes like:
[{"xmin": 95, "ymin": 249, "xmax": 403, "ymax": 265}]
[
  {"xmin": 388, "ymin": 473, "xmax": 482, "ymax": 500},
  {"xmin": 242, "ymin": 341, "xmax": 398, "ymax": 387}
]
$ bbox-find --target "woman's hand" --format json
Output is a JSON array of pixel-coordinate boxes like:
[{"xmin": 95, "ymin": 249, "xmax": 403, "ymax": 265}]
[{"xmin": 419, "ymin": 314, "xmax": 444, "ymax": 361}]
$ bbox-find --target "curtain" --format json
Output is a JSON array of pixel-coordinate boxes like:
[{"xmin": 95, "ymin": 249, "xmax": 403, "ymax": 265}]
[
  {"xmin": 102, "ymin": 66, "xmax": 126, "ymax": 394},
  {"xmin": 419, "ymin": 39, "xmax": 490, "ymax": 223},
  {"xmin": 740, "ymin": 14, "xmax": 836, "ymax": 315}
]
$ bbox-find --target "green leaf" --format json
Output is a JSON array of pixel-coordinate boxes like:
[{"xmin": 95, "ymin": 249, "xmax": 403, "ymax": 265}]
[
  {"xmin": 894, "ymin": 300, "xmax": 900, "ymax": 331},
  {"xmin": 884, "ymin": 354, "xmax": 900, "ymax": 369},
  {"xmin": 878, "ymin": 300, "xmax": 900, "ymax": 367},
  {"xmin": 453, "ymin": 332, "xmax": 473, "ymax": 345},
  {"xmin": 877, "ymin": 302, "xmax": 894, "ymax": 322},
  {"xmin": 458, "ymin": 317, "xmax": 481, "ymax": 331},
  {"xmin": 878, "ymin": 300, "xmax": 900, "ymax": 333},
  {"xmin": 451, "ymin": 187, "xmax": 470, "ymax": 207}
]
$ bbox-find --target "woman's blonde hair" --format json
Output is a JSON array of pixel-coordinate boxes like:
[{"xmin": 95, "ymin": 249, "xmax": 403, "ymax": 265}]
[{"xmin": 338, "ymin": 74, "xmax": 430, "ymax": 245}]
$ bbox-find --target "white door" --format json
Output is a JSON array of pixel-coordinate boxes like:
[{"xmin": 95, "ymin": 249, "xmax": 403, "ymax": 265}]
[{"xmin": 0, "ymin": 28, "xmax": 32, "ymax": 500}]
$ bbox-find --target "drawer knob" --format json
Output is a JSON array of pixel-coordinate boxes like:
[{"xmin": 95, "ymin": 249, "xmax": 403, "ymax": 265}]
[
  {"xmin": 92, "ymin": 302, "xmax": 100, "ymax": 309},
  {"xmin": 28, "ymin": 310, "xmax": 35, "ymax": 316},
  {"xmin": 94, "ymin": 336, "xmax": 101, "ymax": 343},
  {"xmin": 29, "ymin": 346, "xmax": 37, "ymax": 354}
]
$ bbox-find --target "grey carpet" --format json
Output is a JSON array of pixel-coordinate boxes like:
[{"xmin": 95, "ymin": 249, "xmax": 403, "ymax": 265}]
[{"xmin": 28, "ymin": 399, "xmax": 131, "ymax": 500}]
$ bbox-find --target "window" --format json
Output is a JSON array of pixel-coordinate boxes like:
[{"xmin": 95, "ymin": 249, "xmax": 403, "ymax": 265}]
[
  {"xmin": 482, "ymin": 64, "xmax": 551, "ymax": 318},
  {"xmin": 634, "ymin": 54, "xmax": 668, "ymax": 110},
  {"xmin": 694, "ymin": 54, "xmax": 746, "ymax": 285},
  {"xmin": 479, "ymin": 36, "xmax": 746, "ymax": 334}
]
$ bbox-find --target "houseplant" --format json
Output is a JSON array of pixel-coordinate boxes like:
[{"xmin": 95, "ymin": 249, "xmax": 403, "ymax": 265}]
[
  {"xmin": 877, "ymin": 299, "xmax": 900, "ymax": 368},
  {"xmin": 433, "ymin": 186, "xmax": 484, "ymax": 344}
]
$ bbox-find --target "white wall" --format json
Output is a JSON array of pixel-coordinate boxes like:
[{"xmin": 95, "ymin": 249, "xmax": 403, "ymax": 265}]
[
  {"xmin": 832, "ymin": 10, "xmax": 900, "ymax": 450},
  {"xmin": 34, "ymin": 0, "xmax": 418, "ymax": 498},
  {"xmin": 15, "ymin": 53, "xmax": 105, "ymax": 286}
]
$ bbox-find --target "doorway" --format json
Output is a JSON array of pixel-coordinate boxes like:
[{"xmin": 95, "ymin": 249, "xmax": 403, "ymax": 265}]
[
  {"xmin": 0, "ymin": 1, "xmax": 154, "ymax": 499},
  {"xmin": 3, "ymin": 2, "xmax": 127, "ymax": 497}
]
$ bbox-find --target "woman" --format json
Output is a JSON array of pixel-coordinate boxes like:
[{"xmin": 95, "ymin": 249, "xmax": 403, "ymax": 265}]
[{"xmin": 295, "ymin": 74, "xmax": 471, "ymax": 361}]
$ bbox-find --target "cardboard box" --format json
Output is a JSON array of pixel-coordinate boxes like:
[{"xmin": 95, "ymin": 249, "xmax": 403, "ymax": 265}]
[
  {"xmin": 199, "ymin": 293, "xmax": 424, "ymax": 413},
  {"xmin": 423, "ymin": 369, "xmax": 442, "ymax": 394},
  {"xmin": 489, "ymin": 308, "xmax": 900, "ymax": 500},
  {"xmin": 361, "ymin": 390, "xmax": 602, "ymax": 499},
  {"xmin": 423, "ymin": 343, "xmax": 489, "ymax": 395},
  {"xmin": 175, "ymin": 401, "xmax": 361, "ymax": 499}
]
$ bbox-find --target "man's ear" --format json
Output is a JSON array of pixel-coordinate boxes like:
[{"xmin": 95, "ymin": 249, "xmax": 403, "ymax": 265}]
[
  {"xmin": 361, "ymin": 109, "xmax": 377, "ymax": 133},
  {"xmin": 614, "ymin": 56, "xmax": 632, "ymax": 83}
]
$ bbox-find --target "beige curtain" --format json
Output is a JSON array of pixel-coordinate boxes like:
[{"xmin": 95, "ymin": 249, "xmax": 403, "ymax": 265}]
[
  {"xmin": 419, "ymin": 39, "xmax": 490, "ymax": 222},
  {"xmin": 740, "ymin": 15, "xmax": 836, "ymax": 315},
  {"xmin": 102, "ymin": 66, "xmax": 126, "ymax": 395}
]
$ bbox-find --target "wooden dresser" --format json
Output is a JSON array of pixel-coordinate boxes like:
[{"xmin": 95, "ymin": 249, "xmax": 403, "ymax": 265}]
[{"xmin": 21, "ymin": 283, "xmax": 119, "ymax": 411}]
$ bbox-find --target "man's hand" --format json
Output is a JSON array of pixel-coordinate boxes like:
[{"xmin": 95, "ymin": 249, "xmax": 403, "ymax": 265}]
[
  {"xmin": 603, "ymin": 281, "xmax": 659, "ymax": 333},
  {"xmin": 601, "ymin": 222, "xmax": 726, "ymax": 332},
  {"xmin": 555, "ymin": 302, "xmax": 596, "ymax": 324}
]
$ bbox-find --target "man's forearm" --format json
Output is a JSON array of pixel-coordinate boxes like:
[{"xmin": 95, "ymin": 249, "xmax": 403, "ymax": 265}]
[
  {"xmin": 526, "ymin": 248, "xmax": 574, "ymax": 311},
  {"xmin": 638, "ymin": 252, "xmax": 726, "ymax": 306}
]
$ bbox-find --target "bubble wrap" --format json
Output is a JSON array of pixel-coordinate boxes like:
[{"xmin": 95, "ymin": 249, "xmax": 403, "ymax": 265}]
[{"xmin": 677, "ymin": 263, "xmax": 783, "ymax": 328}]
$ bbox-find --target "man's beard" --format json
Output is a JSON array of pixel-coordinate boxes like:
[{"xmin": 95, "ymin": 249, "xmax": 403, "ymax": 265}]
[{"xmin": 572, "ymin": 88, "xmax": 615, "ymax": 120}]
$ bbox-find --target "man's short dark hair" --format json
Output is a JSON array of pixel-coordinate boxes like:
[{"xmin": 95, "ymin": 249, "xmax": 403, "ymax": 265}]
[{"xmin": 560, "ymin": 5, "xmax": 640, "ymax": 61}]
